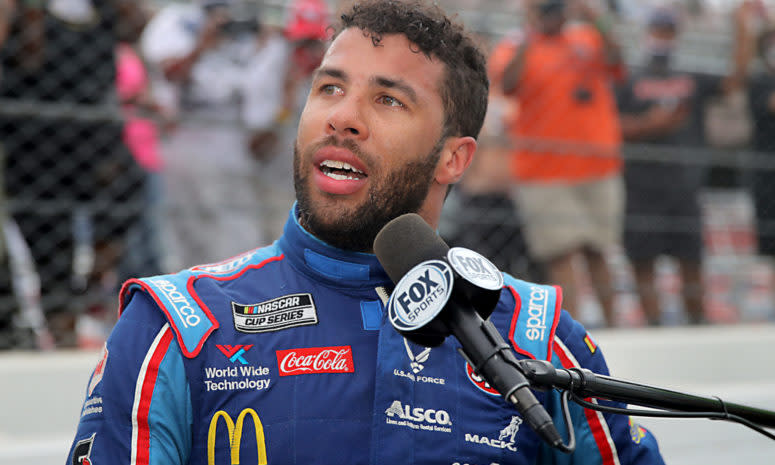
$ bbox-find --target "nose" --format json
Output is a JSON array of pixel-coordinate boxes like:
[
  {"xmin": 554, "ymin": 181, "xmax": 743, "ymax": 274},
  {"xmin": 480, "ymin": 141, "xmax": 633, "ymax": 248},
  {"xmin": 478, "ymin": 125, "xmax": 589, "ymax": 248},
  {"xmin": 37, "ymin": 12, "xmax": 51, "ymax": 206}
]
[{"xmin": 325, "ymin": 96, "xmax": 369, "ymax": 140}]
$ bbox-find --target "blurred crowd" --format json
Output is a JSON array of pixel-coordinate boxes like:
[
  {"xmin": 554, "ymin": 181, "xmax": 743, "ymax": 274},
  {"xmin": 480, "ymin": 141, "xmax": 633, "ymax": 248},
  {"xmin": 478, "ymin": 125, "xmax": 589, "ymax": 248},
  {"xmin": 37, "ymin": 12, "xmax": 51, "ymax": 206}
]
[{"xmin": 0, "ymin": 0, "xmax": 773, "ymax": 350}]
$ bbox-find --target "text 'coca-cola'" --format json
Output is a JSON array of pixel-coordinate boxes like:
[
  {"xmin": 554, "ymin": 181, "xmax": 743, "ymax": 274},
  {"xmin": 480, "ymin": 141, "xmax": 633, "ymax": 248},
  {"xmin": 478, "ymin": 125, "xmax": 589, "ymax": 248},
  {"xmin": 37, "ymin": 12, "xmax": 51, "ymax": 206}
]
[{"xmin": 276, "ymin": 346, "xmax": 355, "ymax": 376}]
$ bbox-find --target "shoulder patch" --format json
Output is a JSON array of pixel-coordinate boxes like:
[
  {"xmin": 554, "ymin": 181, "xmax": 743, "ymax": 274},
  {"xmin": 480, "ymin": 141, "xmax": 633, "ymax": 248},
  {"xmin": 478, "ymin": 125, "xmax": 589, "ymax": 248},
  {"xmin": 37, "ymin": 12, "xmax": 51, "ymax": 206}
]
[
  {"xmin": 119, "ymin": 246, "xmax": 284, "ymax": 358},
  {"xmin": 503, "ymin": 275, "xmax": 562, "ymax": 361}
]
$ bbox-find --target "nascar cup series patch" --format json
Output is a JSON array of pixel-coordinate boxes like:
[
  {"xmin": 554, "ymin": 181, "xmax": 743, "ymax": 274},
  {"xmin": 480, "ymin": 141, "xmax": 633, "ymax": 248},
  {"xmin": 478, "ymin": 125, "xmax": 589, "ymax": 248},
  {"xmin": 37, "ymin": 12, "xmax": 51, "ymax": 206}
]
[
  {"xmin": 232, "ymin": 293, "xmax": 318, "ymax": 333},
  {"xmin": 388, "ymin": 260, "xmax": 453, "ymax": 331}
]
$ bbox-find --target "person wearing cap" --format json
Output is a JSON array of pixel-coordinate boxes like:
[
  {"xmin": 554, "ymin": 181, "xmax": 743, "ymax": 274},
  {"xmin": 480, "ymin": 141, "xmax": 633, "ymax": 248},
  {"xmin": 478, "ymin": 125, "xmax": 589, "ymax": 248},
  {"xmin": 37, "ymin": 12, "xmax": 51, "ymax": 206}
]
[
  {"xmin": 616, "ymin": 7, "xmax": 749, "ymax": 326},
  {"xmin": 242, "ymin": 0, "xmax": 331, "ymax": 240},
  {"xmin": 139, "ymin": 0, "xmax": 285, "ymax": 269}
]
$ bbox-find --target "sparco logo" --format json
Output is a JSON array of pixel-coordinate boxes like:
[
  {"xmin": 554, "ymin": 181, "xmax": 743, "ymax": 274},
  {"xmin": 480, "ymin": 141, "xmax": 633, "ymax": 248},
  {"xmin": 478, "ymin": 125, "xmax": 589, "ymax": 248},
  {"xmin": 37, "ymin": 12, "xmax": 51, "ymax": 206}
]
[
  {"xmin": 232, "ymin": 293, "xmax": 317, "ymax": 333},
  {"xmin": 447, "ymin": 247, "xmax": 503, "ymax": 291},
  {"xmin": 525, "ymin": 286, "xmax": 549, "ymax": 342},
  {"xmin": 388, "ymin": 260, "xmax": 453, "ymax": 331},
  {"xmin": 150, "ymin": 278, "xmax": 201, "ymax": 328},
  {"xmin": 384, "ymin": 400, "xmax": 452, "ymax": 433},
  {"xmin": 276, "ymin": 346, "xmax": 354, "ymax": 376}
]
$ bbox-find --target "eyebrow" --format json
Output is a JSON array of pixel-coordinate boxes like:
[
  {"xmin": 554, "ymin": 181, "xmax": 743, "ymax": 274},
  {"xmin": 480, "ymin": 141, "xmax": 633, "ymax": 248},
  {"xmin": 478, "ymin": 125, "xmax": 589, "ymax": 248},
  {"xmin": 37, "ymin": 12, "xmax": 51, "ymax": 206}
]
[
  {"xmin": 313, "ymin": 67, "xmax": 347, "ymax": 82},
  {"xmin": 313, "ymin": 67, "xmax": 419, "ymax": 105},
  {"xmin": 373, "ymin": 76, "xmax": 418, "ymax": 105}
]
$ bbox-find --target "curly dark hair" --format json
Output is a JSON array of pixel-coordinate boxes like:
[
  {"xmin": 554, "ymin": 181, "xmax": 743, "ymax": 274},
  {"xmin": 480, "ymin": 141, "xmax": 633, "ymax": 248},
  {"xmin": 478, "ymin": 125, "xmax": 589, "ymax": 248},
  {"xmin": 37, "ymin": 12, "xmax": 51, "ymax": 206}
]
[{"xmin": 333, "ymin": 0, "xmax": 489, "ymax": 140}]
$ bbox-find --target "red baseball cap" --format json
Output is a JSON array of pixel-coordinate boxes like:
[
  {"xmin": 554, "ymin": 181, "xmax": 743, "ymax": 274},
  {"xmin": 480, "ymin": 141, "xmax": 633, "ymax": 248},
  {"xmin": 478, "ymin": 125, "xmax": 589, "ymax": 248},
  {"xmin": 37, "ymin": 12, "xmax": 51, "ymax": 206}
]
[{"xmin": 284, "ymin": 0, "xmax": 330, "ymax": 41}]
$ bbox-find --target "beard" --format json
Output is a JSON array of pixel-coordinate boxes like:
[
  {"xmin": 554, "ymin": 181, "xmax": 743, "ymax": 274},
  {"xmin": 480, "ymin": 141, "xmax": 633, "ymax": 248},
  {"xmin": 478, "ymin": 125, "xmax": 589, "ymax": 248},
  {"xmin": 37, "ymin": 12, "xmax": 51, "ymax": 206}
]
[{"xmin": 294, "ymin": 136, "xmax": 444, "ymax": 252}]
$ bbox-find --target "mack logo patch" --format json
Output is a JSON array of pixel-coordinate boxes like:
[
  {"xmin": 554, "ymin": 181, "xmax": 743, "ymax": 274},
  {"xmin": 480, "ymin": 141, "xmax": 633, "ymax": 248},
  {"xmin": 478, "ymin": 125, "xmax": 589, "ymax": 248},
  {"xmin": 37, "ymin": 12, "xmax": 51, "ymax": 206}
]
[
  {"xmin": 388, "ymin": 260, "xmax": 453, "ymax": 331},
  {"xmin": 276, "ymin": 346, "xmax": 354, "ymax": 376},
  {"xmin": 232, "ymin": 293, "xmax": 317, "ymax": 333},
  {"xmin": 464, "ymin": 416, "xmax": 522, "ymax": 452}
]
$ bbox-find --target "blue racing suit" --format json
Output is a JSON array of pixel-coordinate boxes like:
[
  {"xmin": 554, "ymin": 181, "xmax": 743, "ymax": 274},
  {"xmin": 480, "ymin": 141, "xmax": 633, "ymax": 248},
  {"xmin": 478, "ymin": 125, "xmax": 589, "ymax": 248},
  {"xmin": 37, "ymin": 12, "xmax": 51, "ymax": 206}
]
[{"xmin": 68, "ymin": 206, "xmax": 664, "ymax": 465}]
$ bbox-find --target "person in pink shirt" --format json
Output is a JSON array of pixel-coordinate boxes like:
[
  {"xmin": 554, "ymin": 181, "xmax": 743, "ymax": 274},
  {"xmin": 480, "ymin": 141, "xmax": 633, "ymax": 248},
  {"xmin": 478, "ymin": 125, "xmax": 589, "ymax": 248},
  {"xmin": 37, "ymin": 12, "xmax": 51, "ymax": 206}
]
[{"xmin": 116, "ymin": 11, "xmax": 170, "ymax": 279}]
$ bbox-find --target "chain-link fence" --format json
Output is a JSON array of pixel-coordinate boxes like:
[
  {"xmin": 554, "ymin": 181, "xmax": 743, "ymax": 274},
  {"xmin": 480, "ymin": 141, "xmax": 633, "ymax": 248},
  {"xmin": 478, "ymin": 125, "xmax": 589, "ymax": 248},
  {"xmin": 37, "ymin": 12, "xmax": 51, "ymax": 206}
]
[{"xmin": 0, "ymin": 0, "xmax": 774, "ymax": 349}]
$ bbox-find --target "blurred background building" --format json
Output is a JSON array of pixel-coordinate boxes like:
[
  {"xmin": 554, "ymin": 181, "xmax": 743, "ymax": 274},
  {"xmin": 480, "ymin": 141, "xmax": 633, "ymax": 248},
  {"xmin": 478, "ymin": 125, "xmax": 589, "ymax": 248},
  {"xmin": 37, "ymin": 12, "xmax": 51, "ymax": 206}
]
[{"xmin": 0, "ymin": 0, "xmax": 774, "ymax": 351}]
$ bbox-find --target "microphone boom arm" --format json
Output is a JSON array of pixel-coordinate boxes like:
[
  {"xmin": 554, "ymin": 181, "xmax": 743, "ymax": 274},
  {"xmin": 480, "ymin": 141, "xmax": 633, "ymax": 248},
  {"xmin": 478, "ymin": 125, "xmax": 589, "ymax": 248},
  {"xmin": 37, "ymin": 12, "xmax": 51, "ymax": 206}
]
[{"xmin": 518, "ymin": 359, "xmax": 775, "ymax": 438}]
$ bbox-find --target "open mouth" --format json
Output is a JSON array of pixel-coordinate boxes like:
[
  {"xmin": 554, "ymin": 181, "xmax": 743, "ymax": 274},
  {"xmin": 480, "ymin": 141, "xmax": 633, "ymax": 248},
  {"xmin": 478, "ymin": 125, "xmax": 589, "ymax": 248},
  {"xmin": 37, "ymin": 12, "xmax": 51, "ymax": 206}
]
[{"xmin": 319, "ymin": 159, "xmax": 367, "ymax": 181}]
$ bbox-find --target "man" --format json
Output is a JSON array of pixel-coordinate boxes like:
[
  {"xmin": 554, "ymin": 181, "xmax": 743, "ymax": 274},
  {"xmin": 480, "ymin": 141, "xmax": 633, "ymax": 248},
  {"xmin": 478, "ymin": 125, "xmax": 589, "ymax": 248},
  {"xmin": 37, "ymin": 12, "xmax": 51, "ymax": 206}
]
[
  {"xmin": 67, "ymin": 1, "xmax": 664, "ymax": 464},
  {"xmin": 616, "ymin": 8, "xmax": 748, "ymax": 325},
  {"xmin": 492, "ymin": 0, "xmax": 624, "ymax": 326},
  {"xmin": 243, "ymin": 0, "xmax": 330, "ymax": 240},
  {"xmin": 0, "ymin": 0, "xmax": 146, "ymax": 346},
  {"xmin": 139, "ymin": 0, "xmax": 292, "ymax": 268},
  {"xmin": 748, "ymin": 26, "xmax": 775, "ymax": 258}
]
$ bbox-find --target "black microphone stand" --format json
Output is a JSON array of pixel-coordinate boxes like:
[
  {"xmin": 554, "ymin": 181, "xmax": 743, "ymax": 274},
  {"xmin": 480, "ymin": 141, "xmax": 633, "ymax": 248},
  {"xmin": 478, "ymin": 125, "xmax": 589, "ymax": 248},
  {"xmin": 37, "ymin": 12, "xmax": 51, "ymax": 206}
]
[{"xmin": 517, "ymin": 358, "xmax": 775, "ymax": 448}]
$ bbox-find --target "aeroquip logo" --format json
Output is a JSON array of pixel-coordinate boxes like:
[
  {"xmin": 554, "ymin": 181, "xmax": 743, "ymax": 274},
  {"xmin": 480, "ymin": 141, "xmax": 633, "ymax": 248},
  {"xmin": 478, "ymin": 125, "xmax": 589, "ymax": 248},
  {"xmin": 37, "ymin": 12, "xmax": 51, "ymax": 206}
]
[
  {"xmin": 388, "ymin": 260, "xmax": 453, "ymax": 331},
  {"xmin": 208, "ymin": 408, "xmax": 267, "ymax": 465}
]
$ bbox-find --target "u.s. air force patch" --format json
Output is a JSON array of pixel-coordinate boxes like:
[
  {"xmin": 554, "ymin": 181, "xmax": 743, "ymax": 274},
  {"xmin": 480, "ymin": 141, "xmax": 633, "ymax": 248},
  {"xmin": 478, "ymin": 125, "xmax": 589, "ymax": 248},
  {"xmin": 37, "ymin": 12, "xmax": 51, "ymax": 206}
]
[{"xmin": 232, "ymin": 293, "xmax": 318, "ymax": 333}]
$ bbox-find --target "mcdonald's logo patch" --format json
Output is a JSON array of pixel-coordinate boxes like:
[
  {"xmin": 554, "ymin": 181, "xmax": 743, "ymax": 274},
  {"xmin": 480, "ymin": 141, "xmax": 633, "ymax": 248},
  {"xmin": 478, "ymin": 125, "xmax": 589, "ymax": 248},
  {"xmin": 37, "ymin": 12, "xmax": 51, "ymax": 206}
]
[
  {"xmin": 208, "ymin": 408, "xmax": 268, "ymax": 465},
  {"xmin": 216, "ymin": 344, "xmax": 253, "ymax": 365}
]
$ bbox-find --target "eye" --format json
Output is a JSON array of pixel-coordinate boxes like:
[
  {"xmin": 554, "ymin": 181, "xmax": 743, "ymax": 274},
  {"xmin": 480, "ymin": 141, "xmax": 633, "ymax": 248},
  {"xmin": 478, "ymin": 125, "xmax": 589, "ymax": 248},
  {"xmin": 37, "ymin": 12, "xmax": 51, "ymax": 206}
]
[
  {"xmin": 377, "ymin": 95, "xmax": 405, "ymax": 108},
  {"xmin": 320, "ymin": 84, "xmax": 344, "ymax": 96}
]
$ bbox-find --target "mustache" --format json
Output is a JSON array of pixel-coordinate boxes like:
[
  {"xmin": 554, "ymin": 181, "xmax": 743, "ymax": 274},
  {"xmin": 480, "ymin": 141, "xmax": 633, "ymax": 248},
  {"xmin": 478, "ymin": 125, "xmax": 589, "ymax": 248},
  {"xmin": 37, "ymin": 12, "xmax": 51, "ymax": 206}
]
[{"xmin": 305, "ymin": 136, "xmax": 375, "ymax": 167}]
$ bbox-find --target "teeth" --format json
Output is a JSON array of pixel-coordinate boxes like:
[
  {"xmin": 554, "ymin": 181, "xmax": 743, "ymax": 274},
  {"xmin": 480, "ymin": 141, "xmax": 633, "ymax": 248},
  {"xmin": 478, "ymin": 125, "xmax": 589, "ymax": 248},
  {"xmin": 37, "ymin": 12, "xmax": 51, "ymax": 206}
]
[
  {"xmin": 320, "ymin": 159, "xmax": 364, "ymax": 174},
  {"xmin": 324, "ymin": 172, "xmax": 361, "ymax": 181}
]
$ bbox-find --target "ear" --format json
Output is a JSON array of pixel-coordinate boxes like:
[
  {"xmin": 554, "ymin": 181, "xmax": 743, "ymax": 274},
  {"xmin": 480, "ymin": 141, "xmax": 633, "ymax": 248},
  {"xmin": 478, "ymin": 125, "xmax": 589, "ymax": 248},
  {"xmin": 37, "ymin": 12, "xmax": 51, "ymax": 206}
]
[{"xmin": 434, "ymin": 136, "xmax": 477, "ymax": 186}]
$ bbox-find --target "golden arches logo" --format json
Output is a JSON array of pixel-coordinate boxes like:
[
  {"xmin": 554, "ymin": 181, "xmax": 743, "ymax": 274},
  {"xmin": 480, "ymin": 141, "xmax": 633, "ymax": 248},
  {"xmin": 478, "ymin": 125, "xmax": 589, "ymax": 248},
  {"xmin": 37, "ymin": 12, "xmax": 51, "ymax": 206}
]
[{"xmin": 208, "ymin": 408, "xmax": 267, "ymax": 465}]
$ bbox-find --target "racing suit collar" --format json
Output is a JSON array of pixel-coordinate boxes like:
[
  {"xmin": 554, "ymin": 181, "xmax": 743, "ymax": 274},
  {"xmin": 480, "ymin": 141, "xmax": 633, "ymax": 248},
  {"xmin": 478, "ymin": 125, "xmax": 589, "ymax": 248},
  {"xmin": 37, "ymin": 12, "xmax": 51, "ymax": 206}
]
[{"xmin": 277, "ymin": 203, "xmax": 393, "ymax": 288}]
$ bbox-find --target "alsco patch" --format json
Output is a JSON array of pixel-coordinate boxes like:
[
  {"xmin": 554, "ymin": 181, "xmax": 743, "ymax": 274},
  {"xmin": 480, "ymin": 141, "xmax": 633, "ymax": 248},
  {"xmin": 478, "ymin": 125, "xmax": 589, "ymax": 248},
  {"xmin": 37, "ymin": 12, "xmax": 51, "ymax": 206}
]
[{"xmin": 232, "ymin": 293, "xmax": 317, "ymax": 333}]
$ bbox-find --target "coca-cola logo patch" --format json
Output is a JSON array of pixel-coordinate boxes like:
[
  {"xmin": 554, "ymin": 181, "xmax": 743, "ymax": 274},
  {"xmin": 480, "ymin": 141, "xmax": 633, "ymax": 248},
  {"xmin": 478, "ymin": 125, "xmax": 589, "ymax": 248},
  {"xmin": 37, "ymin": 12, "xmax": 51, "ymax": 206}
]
[{"xmin": 276, "ymin": 346, "xmax": 354, "ymax": 376}]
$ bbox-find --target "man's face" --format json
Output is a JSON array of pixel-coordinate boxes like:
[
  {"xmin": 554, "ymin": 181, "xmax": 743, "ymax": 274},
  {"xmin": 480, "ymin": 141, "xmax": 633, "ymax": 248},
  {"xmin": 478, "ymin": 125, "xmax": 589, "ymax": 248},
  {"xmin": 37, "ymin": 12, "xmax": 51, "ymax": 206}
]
[
  {"xmin": 530, "ymin": 0, "xmax": 566, "ymax": 35},
  {"xmin": 293, "ymin": 28, "xmax": 448, "ymax": 252},
  {"xmin": 646, "ymin": 26, "xmax": 678, "ymax": 70}
]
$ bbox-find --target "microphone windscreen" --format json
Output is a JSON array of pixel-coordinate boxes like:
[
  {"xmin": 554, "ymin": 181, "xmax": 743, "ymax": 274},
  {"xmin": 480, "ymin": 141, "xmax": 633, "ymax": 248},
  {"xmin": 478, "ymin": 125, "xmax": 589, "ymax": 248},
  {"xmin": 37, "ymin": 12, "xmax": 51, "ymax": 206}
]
[{"xmin": 373, "ymin": 213, "xmax": 450, "ymax": 284}]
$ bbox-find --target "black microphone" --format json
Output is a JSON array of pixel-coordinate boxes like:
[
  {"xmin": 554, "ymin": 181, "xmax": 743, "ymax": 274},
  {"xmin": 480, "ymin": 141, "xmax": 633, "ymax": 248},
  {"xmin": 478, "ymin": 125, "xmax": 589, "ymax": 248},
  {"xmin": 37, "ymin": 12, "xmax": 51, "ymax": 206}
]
[{"xmin": 374, "ymin": 213, "xmax": 565, "ymax": 450}]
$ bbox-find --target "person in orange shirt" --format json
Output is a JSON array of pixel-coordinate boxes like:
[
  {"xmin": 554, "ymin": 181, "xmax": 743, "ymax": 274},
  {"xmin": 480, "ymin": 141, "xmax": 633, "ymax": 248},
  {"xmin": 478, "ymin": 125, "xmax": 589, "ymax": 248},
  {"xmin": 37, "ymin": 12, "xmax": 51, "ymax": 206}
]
[{"xmin": 491, "ymin": 0, "xmax": 624, "ymax": 326}]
